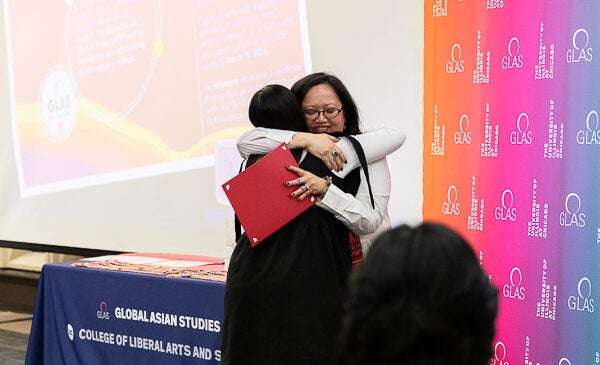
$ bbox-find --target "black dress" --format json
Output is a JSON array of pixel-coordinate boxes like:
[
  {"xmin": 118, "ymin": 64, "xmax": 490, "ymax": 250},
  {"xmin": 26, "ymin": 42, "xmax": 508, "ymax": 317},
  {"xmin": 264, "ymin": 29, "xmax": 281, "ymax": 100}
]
[{"xmin": 221, "ymin": 152, "xmax": 360, "ymax": 365}]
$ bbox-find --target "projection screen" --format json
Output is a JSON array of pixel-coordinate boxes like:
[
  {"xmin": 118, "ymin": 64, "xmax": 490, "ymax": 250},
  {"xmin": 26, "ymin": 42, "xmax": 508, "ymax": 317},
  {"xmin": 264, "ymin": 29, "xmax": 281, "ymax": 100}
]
[
  {"xmin": 0, "ymin": 0, "xmax": 312, "ymax": 256},
  {"xmin": 0, "ymin": 0, "xmax": 422, "ymax": 259}
]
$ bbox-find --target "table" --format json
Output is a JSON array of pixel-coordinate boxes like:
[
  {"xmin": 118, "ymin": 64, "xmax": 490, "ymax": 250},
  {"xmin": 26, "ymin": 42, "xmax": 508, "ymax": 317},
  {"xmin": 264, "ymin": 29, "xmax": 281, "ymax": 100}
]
[{"xmin": 25, "ymin": 254, "xmax": 226, "ymax": 365}]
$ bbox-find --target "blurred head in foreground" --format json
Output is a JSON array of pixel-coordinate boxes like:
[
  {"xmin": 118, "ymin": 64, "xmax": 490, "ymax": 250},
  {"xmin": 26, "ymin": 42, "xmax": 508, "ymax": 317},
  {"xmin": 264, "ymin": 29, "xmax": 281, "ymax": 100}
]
[{"xmin": 335, "ymin": 222, "xmax": 498, "ymax": 365}]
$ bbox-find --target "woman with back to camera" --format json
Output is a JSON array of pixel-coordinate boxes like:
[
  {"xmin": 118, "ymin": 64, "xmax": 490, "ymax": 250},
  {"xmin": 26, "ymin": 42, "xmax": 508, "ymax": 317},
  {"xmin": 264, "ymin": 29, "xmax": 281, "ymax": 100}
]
[
  {"xmin": 221, "ymin": 84, "xmax": 365, "ymax": 365},
  {"xmin": 237, "ymin": 72, "xmax": 407, "ymax": 255},
  {"xmin": 335, "ymin": 222, "xmax": 499, "ymax": 365}
]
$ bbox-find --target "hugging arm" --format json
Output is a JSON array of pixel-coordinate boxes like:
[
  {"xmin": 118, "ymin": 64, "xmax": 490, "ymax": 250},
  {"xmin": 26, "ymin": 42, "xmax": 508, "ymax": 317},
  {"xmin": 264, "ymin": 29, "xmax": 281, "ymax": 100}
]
[{"xmin": 236, "ymin": 125, "xmax": 406, "ymax": 177}]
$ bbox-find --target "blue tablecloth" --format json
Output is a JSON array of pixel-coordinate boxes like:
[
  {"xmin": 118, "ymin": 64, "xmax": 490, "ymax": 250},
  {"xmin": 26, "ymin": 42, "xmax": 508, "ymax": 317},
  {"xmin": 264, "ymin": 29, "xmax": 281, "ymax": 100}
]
[{"xmin": 25, "ymin": 261, "xmax": 225, "ymax": 364}]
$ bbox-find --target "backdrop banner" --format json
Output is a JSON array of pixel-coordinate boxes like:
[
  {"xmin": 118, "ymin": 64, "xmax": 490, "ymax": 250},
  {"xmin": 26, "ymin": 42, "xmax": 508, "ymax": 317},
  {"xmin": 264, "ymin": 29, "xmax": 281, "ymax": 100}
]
[{"xmin": 424, "ymin": 1, "xmax": 599, "ymax": 363}]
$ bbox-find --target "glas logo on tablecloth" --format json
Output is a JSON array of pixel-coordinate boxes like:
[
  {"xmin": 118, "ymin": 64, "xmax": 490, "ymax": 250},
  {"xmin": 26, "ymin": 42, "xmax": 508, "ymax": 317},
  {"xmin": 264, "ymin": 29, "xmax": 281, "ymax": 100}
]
[
  {"xmin": 68, "ymin": 323, "xmax": 74, "ymax": 341},
  {"xmin": 490, "ymin": 341, "xmax": 509, "ymax": 365},
  {"xmin": 97, "ymin": 301, "xmax": 110, "ymax": 320},
  {"xmin": 567, "ymin": 277, "xmax": 595, "ymax": 313},
  {"xmin": 566, "ymin": 28, "xmax": 592, "ymax": 63}
]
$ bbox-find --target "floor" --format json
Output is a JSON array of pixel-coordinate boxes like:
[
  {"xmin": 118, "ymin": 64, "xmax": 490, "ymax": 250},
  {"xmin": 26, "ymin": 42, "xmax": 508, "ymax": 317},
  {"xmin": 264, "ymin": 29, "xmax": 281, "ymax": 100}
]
[{"xmin": 0, "ymin": 311, "xmax": 32, "ymax": 364}]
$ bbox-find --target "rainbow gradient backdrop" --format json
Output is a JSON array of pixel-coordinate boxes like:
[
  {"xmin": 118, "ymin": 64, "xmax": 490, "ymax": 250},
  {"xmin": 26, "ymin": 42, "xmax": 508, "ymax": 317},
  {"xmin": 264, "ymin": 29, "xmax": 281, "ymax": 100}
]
[{"xmin": 424, "ymin": 1, "xmax": 600, "ymax": 362}]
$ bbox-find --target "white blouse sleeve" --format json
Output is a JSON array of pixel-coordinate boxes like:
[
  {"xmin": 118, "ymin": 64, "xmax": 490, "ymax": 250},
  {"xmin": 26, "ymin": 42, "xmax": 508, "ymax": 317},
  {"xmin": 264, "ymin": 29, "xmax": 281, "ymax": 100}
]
[
  {"xmin": 236, "ymin": 128, "xmax": 297, "ymax": 158},
  {"xmin": 236, "ymin": 125, "xmax": 406, "ymax": 178},
  {"xmin": 317, "ymin": 157, "xmax": 391, "ymax": 235},
  {"xmin": 334, "ymin": 125, "xmax": 406, "ymax": 178}
]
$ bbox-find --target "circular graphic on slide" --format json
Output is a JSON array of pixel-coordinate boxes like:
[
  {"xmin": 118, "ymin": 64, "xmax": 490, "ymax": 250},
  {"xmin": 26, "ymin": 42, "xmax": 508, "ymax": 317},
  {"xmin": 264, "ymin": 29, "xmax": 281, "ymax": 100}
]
[
  {"xmin": 37, "ymin": 67, "xmax": 78, "ymax": 142},
  {"xmin": 65, "ymin": 0, "xmax": 162, "ymax": 122}
]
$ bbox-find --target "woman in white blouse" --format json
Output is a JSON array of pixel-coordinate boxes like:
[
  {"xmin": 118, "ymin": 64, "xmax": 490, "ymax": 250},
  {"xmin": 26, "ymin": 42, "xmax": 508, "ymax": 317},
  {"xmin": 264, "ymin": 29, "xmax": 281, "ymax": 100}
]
[{"xmin": 236, "ymin": 72, "xmax": 406, "ymax": 254}]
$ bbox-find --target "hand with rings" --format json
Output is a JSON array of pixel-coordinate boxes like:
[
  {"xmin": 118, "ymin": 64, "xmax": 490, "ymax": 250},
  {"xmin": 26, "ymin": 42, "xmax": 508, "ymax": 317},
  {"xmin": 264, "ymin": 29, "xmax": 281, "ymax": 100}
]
[
  {"xmin": 323, "ymin": 149, "xmax": 344, "ymax": 172},
  {"xmin": 285, "ymin": 166, "xmax": 330, "ymax": 201},
  {"xmin": 291, "ymin": 133, "xmax": 347, "ymax": 172}
]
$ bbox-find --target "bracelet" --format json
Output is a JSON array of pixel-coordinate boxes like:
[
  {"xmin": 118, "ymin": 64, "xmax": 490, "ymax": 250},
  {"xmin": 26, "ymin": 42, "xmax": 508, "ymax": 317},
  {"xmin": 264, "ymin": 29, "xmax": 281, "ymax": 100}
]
[{"xmin": 318, "ymin": 176, "xmax": 332, "ymax": 200}]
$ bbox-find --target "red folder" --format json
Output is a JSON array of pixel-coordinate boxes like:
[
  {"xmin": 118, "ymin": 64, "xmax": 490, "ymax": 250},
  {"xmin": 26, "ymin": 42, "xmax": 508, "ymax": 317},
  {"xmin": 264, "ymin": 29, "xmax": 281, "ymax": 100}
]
[{"xmin": 222, "ymin": 143, "xmax": 316, "ymax": 246}]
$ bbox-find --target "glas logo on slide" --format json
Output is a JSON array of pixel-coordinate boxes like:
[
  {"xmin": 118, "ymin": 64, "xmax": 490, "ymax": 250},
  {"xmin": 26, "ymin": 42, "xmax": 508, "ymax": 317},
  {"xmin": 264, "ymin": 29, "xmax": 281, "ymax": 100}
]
[
  {"xmin": 495, "ymin": 189, "xmax": 516, "ymax": 222},
  {"xmin": 37, "ymin": 68, "xmax": 77, "ymax": 143},
  {"xmin": 510, "ymin": 113, "xmax": 532, "ymax": 145},
  {"xmin": 442, "ymin": 185, "xmax": 460, "ymax": 215},
  {"xmin": 97, "ymin": 301, "xmax": 110, "ymax": 320},
  {"xmin": 454, "ymin": 114, "xmax": 472, "ymax": 144},
  {"xmin": 567, "ymin": 277, "xmax": 595, "ymax": 313},
  {"xmin": 502, "ymin": 37, "xmax": 524, "ymax": 69},
  {"xmin": 503, "ymin": 267, "xmax": 525, "ymax": 300},
  {"xmin": 559, "ymin": 193, "xmax": 585, "ymax": 228},
  {"xmin": 576, "ymin": 110, "xmax": 600, "ymax": 145},
  {"xmin": 566, "ymin": 28, "xmax": 593, "ymax": 63},
  {"xmin": 489, "ymin": 341, "xmax": 509, "ymax": 365},
  {"xmin": 446, "ymin": 44, "xmax": 465, "ymax": 73}
]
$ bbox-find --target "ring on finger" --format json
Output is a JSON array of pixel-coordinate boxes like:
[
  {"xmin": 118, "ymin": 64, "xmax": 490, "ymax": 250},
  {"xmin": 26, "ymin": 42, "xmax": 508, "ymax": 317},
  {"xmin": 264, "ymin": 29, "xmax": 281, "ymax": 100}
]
[
  {"xmin": 304, "ymin": 183, "xmax": 310, "ymax": 192},
  {"xmin": 332, "ymin": 150, "xmax": 339, "ymax": 158},
  {"xmin": 298, "ymin": 176, "xmax": 305, "ymax": 184},
  {"xmin": 327, "ymin": 154, "xmax": 334, "ymax": 162}
]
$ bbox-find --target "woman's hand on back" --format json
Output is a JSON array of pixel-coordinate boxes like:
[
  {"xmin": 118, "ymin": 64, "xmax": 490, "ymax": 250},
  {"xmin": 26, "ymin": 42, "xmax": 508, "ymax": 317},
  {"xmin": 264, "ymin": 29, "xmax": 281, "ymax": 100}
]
[
  {"xmin": 291, "ymin": 133, "xmax": 347, "ymax": 171},
  {"xmin": 285, "ymin": 166, "xmax": 332, "ymax": 201}
]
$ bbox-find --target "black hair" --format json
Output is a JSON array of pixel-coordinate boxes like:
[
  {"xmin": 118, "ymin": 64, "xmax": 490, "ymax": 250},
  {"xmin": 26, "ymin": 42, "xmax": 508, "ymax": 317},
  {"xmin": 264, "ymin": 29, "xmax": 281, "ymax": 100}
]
[
  {"xmin": 291, "ymin": 72, "xmax": 362, "ymax": 134},
  {"xmin": 248, "ymin": 84, "xmax": 308, "ymax": 132},
  {"xmin": 335, "ymin": 222, "xmax": 498, "ymax": 365}
]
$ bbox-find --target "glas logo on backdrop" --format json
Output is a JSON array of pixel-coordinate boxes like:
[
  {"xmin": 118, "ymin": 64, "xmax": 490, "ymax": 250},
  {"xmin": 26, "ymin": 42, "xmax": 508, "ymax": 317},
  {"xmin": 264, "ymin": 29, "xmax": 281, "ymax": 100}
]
[
  {"xmin": 454, "ymin": 114, "xmax": 472, "ymax": 144},
  {"xmin": 566, "ymin": 28, "xmax": 592, "ymax": 63},
  {"xmin": 442, "ymin": 185, "xmax": 460, "ymax": 215},
  {"xmin": 495, "ymin": 189, "xmax": 516, "ymax": 222},
  {"xmin": 501, "ymin": 37, "xmax": 524, "ymax": 70},
  {"xmin": 446, "ymin": 44, "xmax": 465, "ymax": 73},
  {"xmin": 510, "ymin": 113, "xmax": 532, "ymax": 145},
  {"xmin": 576, "ymin": 110, "xmax": 600, "ymax": 145},
  {"xmin": 489, "ymin": 341, "xmax": 509, "ymax": 365},
  {"xmin": 559, "ymin": 193, "xmax": 585, "ymax": 228},
  {"xmin": 567, "ymin": 277, "xmax": 594, "ymax": 313},
  {"xmin": 559, "ymin": 358, "xmax": 572, "ymax": 365},
  {"xmin": 503, "ymin": 267, "xmax": 525, "ymax": 301}
]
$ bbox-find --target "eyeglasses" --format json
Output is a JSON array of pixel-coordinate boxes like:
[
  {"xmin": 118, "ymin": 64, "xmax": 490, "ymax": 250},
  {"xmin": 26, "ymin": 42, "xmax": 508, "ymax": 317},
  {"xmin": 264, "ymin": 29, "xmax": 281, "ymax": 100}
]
[{"xmin": 302, "ymin": 107, "xmax": 342, "ymax": 121}]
